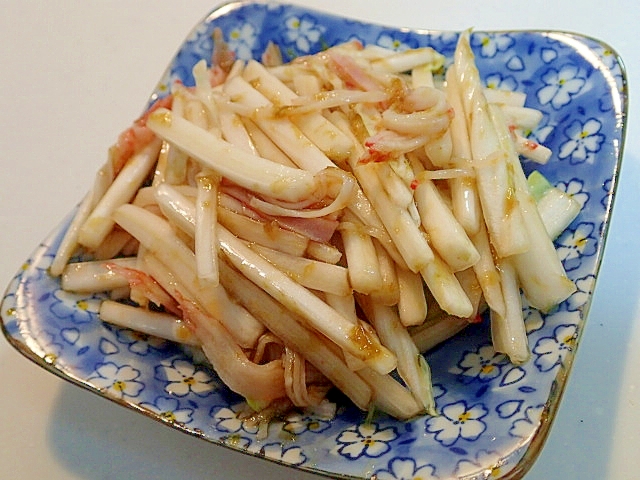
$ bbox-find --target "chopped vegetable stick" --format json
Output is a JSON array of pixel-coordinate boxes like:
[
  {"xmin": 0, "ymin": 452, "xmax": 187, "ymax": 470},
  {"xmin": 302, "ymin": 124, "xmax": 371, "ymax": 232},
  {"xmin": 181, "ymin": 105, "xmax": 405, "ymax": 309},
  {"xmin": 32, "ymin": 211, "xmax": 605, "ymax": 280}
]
[
  {"xmin": 483, "ymin": 88, "xmax": 526, "ymax": 107},
  {"xmin": 217, "ymin": 207, "xmax": 309, "ymax": 257},
  {"xmin": 217, "ymin": 104, "xmax": 257, "ymax": 155},
  {"xmin": 195, "ymin": 171, "xmax": 220, "ymax": 286},
  {"xmin": 146, "ymin": 108, "xmax": 319, "ymax": 203},
  {"xmin": 242, "ymin": 60, "xmax": 354, "ymax": 162},
  {"xmin": 420, "ymin": 252, "xmax": 473, "ymax": 318},
  {"xmin": 374, "ymin": 161, "xmax": 415, "ymax": 212},
  {"xmin": 51, "ymin": 193, "xmax": 96, "ymax": 277},
  {"xmin": 528, "ymin": 171, "xmax": 581, "ymax": 239},
  {"xmin": 114, "ymin": 205, "xmax": 265, "ymax": 349},
  {"xmin": 91, "ymin": 227, "xmax": 133, "ymax": 261},
  {"xmin": 154, "ymin": 183, "xmax": 197, "ymax": 236},
  {"xmin": 513, "ymin": 132, "xmax": 552, "ymax": 164},
  {"xmin": 370, "ymin": 47, "xmax": 445, "ymax": 74},
  {"xmin": 306, "ymin": 240, "xmax": 343, "ymax": 265},
  {"xmin": 444, "ymin": 66, "xmax": 482, "ymax": 235},
  {"xmin": 99, "ymin": 300, "xmax": 198, "ymax": 346},
  {"xmin": 77, "ymin": 139, "xmax": 161, "ymax": 250},
  {"xmin": 414, "ymin": 177, "xmax": 480, "ymax": 272},
  {"xmin": 470, "ymin": 220, "xmax": 506, "ymax": 318},
  {"xmin": 217, "ymin": 225, "xmax": 397, "ymax": 375},
  {"xmin": 370, "ymin": 240, "xmax": 400, "ymax": 306},
  {"xmin": 339, "ymin": 211, "xmax": 383, "ymax": 295},
  {"xmin": 61, "ymin": 257, "xmax": 137, "ymax": 293},
  {"xmin": 410, "ymin": 314, "xmax": 471, "ymax": 353},
  {"xmin": 355, "ymin": 367, "xmax": 424, "ymax": 420},
  {"xmin": 223, "ymin": 76, "xmax": 335, "ymax": 173},
  {"xmin": 453, "ymin": 33, "xmax": 530, "ymax": 257},
  {"xmin": 491, "ymin": 257, "xmax": 530, "ymax": 364},
  {"xmin": 359, "ymin": 297, "xmax": 435, "ymax": 414},
  {"xmin": 241, "ymin": 118, "xmax": 297, "ymax": 167},
  {"xmin": 248, "ymin": 243, "xmax": 351, "ymax": 296},
  {"xmin": 500, "ymin": 105, "xmax": 543, "ymax": 132},
  {"xmin": 219, "ymin": 260, "xmax": 372, "ymax": 411},
  {"xmin": 354, "ymin": 161, "xmax": 434, "ymax": 273},
  {"xmin": 322, "ymin": 291, "xmax": 367, "ymax": 372},
  {"xmin": 489, "ymin": 105, "xmax": 576, "ymax": 310},
  {"xmin": 455, "ymin": 267, "xmax": 484, "ymax": 319},
  {"xmin": 396, "ymin": 265, "xmax": 428, "ymax": 327}
]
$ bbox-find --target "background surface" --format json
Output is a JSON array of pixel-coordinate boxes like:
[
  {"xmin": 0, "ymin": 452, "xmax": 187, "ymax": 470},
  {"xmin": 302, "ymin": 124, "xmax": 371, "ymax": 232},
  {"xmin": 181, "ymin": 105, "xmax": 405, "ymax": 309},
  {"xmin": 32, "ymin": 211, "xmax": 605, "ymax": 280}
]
[{"xmin": 0, "ymin": 1, "xmax": 638, "ymax": 478}]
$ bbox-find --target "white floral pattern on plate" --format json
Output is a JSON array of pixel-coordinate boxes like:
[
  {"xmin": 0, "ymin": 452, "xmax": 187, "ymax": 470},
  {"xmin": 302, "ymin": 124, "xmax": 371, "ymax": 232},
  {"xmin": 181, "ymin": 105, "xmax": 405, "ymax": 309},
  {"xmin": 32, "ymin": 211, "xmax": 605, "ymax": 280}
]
[{"xmin": 0, "ymin": 2, "xmax": 627, "ymax": 479}]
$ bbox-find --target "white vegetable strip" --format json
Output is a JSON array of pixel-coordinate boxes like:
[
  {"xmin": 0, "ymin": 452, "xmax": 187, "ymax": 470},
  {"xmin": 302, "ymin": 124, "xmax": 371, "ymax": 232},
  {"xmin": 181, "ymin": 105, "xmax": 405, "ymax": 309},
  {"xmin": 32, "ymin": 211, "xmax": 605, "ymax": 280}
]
[
  {"xmin": 410, "ymin": 314, "xmax": 471, "ymax": 353},
  {"xmin": 360, "ymin": 296, "xmax": 435, "ymax": 414},
  {"xmin": 444, "ymin": 66, "xmax": 482, "ymax": 235},
  {"xmin": 339, "ymin": 212, "xmax": 383, "ymax": 295},
  {"xmin": 528, "ymin": 171, "xmax": 581, "ymax": 239},
  {"xmin": 77, "ymin": 139, "xmax": 161, "ymax": 250},
  {"xmin": 113, "ymin": 204, "xmax": 265, "ymax": 349},
  {"xmin": 370, "ymin": 47, "xmax": 445, "ymax": 74},
  {"xmin": 371, "ymin": 240, "xmax": 400, "ymax": 306},
  {"xmin": 217, "ymin": 225, "xmax": 397, "ymax": 375},
  {"xmin": 61, "ymin": 257, "xmax": 137, "ymax": 293},
  {"xmin": 355, "ymin": 367, "xmax": 424, "ymax": 420},
  {"xmin": 242, "ymin": 59, "xmax": 354, "ymax": 162},
  {"xmin": 491, "ymin": 257, "xmax": 530, "ymax": 364},
  {"xmin": 470, "ymin": 220, "xmax": 506, "ymax": 318},
  {"xmin": 223, "ymin": 75, "xmax": 335, "ymax": 173},
  {"xmin": 146, "ymin": 108, "xmax": 318, "ymax": 202},
  {"xmin": 195, "ymin": 171, "xmax": 220, "ymax": 286},
  {"xmin": 248, "ymin": 243, "xmax": 351, "ymax": 296},
  {"xmin": 396, "ymin": 266, "xmax": 428, "ymax": 327},
  {"xmin": 489, "ymin": 105, "xmax": 576, "ymax": 310},
  {"xmin": 219, "ymin": 260, "xmax": 372, "ymax": 411},
  {"xmin": 99, "ymin": 300, "xmax": 198, "ymax": 346},
  {"xmin": 453, "ymin": 33, "xmax": 530, "ymax": 257},
  {"xmin": 420, "ymin": 252, "xmax": 473, "ymax": 318},
  {"xmin": 414, "ymin": 177, "xmax": 480, "ymax": 272}
]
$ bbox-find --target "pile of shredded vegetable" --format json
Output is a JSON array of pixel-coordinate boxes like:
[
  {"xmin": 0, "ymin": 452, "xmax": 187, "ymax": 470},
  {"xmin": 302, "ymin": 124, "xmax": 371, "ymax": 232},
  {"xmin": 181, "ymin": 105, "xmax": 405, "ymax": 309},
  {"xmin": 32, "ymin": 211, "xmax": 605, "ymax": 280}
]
[{"xmin": 51, "ymin": 30, "xmax": 581, "ymax": 422}]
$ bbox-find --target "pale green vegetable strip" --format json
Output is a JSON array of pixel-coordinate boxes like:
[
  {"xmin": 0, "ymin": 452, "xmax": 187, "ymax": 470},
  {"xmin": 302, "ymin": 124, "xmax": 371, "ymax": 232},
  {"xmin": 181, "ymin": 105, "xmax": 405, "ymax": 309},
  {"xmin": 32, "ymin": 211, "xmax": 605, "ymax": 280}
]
[
  {"xmin": 146, "ymin": 108, "xmax": 318, "ymax": 202},
  {"xmin": 453, "ymin": 33, "xmax": 530, "ymax": 257},
  {"xmin": 396, "ymin": 265, "xmax": 428, "ymax": 327},
  {"xmin": 218, "ymin": 259, "xmax": 373, "ymax": 411},
  {"xmin": 491, "ymin": 257, "xmax": 530, "ymax": 364},
  {"xmin": 217, "ymin": 225, "xmax": 397, "ymax": 375},
  {"xmin": 359, "ymin": 296, "xmax": 435, "ymax": 414},
  {"xmin": 414, "ymin": 177, "xmax": 480, "ymax": 272},
  {"xmin": 77, "ymin": 139, "xmax": 161, "ymax": 250},
  {"xmin": 99, "ymin": 300, "xmax": 198, "ymax": 346},
  {"xmin": 528, "ymin": 171, "xmax": 581, "ymax": 239},
  {"xmin": 489, "ymin": 104, "xmax": 576, "ymax": 311}
]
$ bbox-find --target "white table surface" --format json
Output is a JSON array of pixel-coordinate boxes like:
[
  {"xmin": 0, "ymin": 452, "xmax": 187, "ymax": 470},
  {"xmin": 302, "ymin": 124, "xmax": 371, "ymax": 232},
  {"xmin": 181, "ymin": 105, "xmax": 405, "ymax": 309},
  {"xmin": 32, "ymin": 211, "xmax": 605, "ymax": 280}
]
[{"xmin": 1, "ymin": 1, "xmax": 638, "ymax": 479}]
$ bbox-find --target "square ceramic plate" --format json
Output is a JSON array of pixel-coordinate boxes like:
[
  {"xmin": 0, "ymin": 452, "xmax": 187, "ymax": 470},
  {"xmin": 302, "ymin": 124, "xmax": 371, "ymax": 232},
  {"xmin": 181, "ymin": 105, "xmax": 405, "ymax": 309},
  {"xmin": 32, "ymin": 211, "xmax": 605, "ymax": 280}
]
[{"xmin": 1, "ymin": 2, "xmax": 627, "ymax": 479}]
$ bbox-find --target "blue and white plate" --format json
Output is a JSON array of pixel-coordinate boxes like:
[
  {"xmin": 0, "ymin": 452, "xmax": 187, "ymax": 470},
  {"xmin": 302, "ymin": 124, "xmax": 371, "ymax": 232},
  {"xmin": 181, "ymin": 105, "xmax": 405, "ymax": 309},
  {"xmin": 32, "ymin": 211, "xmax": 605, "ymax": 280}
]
[{"xmin": 0, "ymin": 2, "xmax": 627, "ymax": 479}]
